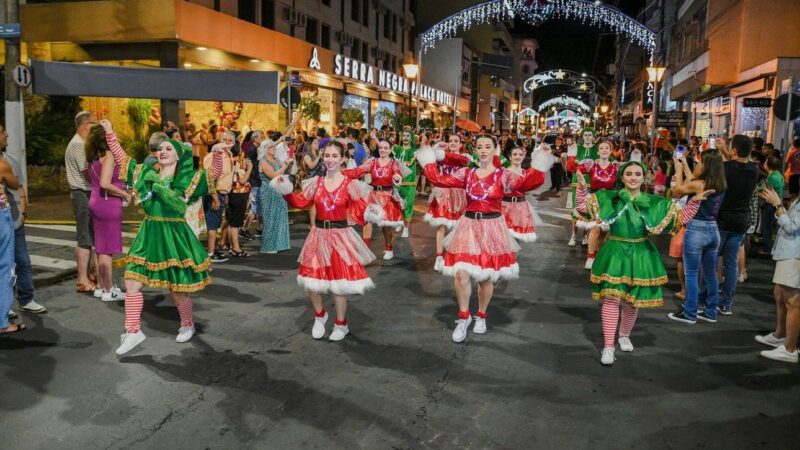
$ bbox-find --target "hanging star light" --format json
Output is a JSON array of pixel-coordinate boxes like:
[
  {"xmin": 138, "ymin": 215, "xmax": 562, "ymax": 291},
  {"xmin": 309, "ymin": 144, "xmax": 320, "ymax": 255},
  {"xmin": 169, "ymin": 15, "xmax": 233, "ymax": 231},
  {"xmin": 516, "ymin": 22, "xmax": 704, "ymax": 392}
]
[
  {"xmin": 523, "ymin": 69, "xmax": 595, "ymax": 94},
  {"xmin": 421, "ymin": 0, "xmax": 656, "ymax": 58},
  {"xmin": 552, "ymin": 69, "xmax": 567, "ymax": 80},
  {"xmin": 538, "ymin": 95, "xmax": 592, "ymax": 113}
]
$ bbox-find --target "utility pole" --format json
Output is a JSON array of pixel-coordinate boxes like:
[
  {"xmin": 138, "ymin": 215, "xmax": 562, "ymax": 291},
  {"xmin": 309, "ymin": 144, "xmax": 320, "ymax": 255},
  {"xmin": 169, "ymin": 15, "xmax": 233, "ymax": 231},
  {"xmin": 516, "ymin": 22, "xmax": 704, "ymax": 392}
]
[{"xmin": 4, "ymin": 0, "xmax": 26, "ymax": 188}]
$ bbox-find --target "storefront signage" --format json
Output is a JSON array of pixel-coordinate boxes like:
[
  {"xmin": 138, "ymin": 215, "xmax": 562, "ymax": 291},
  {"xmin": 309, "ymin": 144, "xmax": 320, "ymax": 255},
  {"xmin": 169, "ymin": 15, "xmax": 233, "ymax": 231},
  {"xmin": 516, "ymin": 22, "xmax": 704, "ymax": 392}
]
[
  {"xmin": 656, "ymin": 111, "xmax": 687, "ymax": 127},
  {"xmin": 743, "ymin": 98, "xmax": 772, "ymax": 108},
  {"xmin": 643, "ymin": 80, "xmax": 654, "ymax": 113},
  {"xmin": 310, "ymin": 48, "xmax": 453, "ymax": 107}
]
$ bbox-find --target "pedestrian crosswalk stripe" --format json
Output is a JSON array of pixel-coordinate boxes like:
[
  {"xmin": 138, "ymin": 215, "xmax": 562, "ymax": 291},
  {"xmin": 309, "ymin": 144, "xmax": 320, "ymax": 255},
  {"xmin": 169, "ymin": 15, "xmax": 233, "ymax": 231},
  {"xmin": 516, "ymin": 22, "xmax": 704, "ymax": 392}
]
[
  {"xmin": 29, "ymin": 255, "xmax": 77, "ymax": 270},
  {"xmin": 25, "ymin": 224, "xmax": 138, "ymax": 239},
  {"xmin": 26, "ymin": 235, "xmax": 130, "ymax": 253}
]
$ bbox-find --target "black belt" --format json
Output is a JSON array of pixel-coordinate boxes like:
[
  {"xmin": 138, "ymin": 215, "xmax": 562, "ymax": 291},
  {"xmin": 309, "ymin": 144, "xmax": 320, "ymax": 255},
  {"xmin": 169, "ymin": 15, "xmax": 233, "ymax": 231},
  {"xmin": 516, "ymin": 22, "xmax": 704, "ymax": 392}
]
[
  {"xmin": 315, "ymin": 220, "xmax": 349, "ymax": 229},
  {"xmin": 503, "ymin": 196, "xmax": 525, "ymax": 203},
  {"xmin": 464, "ymin": 211, "xmax": 502, "ymax": 220},
  {"xmin": 371, "ymin": 185, "xmax": 393, "ymax": 191}
]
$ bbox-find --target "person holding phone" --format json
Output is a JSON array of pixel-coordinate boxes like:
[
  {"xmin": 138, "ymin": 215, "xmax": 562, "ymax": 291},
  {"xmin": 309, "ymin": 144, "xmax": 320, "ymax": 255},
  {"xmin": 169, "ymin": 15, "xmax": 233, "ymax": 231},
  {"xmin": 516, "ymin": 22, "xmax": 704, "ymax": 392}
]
[{"xmin": 759, "ymin": 155, "xmax": 786, "ymax": 255}]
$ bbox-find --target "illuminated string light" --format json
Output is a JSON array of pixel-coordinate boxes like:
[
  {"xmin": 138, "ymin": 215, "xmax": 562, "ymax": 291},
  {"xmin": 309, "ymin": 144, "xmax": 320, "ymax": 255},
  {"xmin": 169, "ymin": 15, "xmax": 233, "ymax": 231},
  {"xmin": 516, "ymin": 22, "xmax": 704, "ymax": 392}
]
[
  {"xmin": 523, "ymin": 69, "xmax": 596, "ymax": 94},
  {"xmin": 538, "ymin": 95, "xmax": 592, "ymax": 113},
  {"xmin": 421, "ymin": 0, "xmax": 655, "ymax": 57}
]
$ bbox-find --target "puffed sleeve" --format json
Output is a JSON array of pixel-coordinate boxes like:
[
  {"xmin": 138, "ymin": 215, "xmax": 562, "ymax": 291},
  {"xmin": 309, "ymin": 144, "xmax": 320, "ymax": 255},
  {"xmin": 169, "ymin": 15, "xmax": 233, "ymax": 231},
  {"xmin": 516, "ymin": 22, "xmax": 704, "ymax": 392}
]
[
  {"xmin": 347, "ymin": 178, "xmax": 371, "ymax": 226},
  {"xmin": 276, "ymin": 175, "xmax": 316, "ymax": 210},
  {"xmin": 342, "ymin": 158, "xmax": 373, "ymax": 179}
]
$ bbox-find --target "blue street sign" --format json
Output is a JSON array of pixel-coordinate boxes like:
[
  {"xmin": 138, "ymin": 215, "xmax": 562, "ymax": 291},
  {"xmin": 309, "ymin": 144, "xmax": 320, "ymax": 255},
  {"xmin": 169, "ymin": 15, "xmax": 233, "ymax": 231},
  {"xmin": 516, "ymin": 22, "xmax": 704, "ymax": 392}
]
[{"xmin": 0, "ymin": 23, "xmax": 20, "ymax": 39}]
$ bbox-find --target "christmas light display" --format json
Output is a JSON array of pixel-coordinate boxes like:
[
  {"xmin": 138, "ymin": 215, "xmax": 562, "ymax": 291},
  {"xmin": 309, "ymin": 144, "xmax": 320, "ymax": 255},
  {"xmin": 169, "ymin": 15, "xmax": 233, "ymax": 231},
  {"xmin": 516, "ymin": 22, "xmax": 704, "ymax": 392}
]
[
  {"xmin": 420, "ymin": 0, "xmax": 656, "ymax": 57},
  {"xmin": 523, "ymin": 69, "xmax": 596, "ymax": 94},
  {"xmin": 538, "ymin": 95, "xmax": 591, "ymax": 113}
]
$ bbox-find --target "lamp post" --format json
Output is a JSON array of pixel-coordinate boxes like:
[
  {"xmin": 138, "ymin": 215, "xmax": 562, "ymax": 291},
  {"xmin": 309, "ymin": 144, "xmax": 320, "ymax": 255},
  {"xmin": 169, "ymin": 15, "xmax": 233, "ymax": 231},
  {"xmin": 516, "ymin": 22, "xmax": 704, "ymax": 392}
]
[
  {"xmin": 646, "ymin": 65, "xmax": 666, "ymax": 152},
  {"xmin": 403, "ymin": 60, "xmax": 419, "ymax": 130}
]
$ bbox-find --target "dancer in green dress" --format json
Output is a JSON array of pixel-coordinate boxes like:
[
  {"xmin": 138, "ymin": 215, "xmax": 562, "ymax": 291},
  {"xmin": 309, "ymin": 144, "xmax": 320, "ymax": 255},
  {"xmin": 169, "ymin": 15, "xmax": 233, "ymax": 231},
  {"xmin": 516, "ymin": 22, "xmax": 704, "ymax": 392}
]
[
  {"xmin": 576, "ymin": 161, "xmax": 711, "ymax": 366},
  {"xmin": 393, "ymin": 130, "xmax": 417, "ymax": 238},
  {"xmin": 566, "ymin": 128, "xmax": 599, "ymax": 246},
  {"xmin": 100, "ymin": 120, "xmax": 220, "ymax": 355}
]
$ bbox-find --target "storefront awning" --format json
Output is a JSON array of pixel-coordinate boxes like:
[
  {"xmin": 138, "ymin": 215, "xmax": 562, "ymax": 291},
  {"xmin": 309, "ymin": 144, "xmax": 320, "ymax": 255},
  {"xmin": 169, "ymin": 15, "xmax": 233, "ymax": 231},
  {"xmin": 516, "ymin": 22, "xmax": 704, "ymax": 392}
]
[{"xmin": 31, "ymin": 61, "xmax": 280, "ymax": 103}]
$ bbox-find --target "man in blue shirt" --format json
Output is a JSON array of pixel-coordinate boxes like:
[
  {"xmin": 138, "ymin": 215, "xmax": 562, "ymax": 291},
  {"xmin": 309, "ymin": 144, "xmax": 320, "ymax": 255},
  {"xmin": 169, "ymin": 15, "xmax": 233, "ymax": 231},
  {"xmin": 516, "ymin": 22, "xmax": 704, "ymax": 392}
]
[{"xmin": 348, "ymin": 128, "xmax": 368, "ymax": 166}]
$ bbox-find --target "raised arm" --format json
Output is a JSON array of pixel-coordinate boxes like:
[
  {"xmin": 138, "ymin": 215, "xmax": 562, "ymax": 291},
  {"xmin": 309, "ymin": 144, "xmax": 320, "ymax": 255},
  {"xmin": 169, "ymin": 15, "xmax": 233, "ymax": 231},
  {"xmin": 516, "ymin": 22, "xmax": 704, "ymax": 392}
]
[
  {"xmin": 416, "ymin": 146, "xmax": 466, "ymax": 189},
  {"xmin": 342, "ymin": 158, "xmax": 373, "ymax": 179},
  {"xmin": 270, "ymin": 175, "xmax": 315, "ymax": 210},
  {"xmin": 508, "ymin": 148, "xmax": 555, "ymax": 192}
]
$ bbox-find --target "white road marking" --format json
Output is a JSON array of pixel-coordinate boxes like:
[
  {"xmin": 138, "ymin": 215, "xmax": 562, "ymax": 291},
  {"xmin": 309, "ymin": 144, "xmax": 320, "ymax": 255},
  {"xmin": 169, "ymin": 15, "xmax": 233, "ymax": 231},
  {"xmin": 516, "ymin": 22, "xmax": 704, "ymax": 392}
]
[
  {"xmin": 29, "ymin": 255, "xmax": 77, "ymax": 270},
  {"xmin": 26, "ymin": 235, "xmax": 129, "ymax": 253},
  {"xmin": 25, "ymin": 224, "xmax": 138, "ymax": 239}
]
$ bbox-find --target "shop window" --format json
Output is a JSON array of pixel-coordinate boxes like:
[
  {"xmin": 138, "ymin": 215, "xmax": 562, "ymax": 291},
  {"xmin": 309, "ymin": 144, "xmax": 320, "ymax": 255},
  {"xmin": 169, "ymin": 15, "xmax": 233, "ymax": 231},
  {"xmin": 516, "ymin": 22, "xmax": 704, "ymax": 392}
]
[
  {"xmin": 384, "ymin": 11, "xmax": 391, "ymax": 39},
  {"xmin": 321, "ymin": 24, "xmax": 331, "ymax": 49},
  {"xmin": 351, "ymin": 0, "xmax": 360, "ymax": 22},
  {"xmin": 306, "ymin": 17, "xmax": 318, "ymax": 45},
  {"xmin": 352, "ymin": 38, "xmax": 361, "ymax": 59},
  {"xmin": 261, "ymin": 0, "xmax": 274, "ymax": 29},
  {"xmin": 362, "ymin": 0, "xmax": 369, "ymax": 26},
  {"xmin": 238, "ymin": 0, "xmax": 257, "ymax": 23},
  {"xmin": 214, "ymin": 0, "xmax": 221, "ymax": 12}
]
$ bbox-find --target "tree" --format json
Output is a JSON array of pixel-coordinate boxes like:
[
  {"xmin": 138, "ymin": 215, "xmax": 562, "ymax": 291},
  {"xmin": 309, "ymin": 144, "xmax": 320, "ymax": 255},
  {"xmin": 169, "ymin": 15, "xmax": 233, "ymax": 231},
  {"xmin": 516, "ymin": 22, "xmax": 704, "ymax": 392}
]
[
  {"xmin": 340, "ymin": 108, "xmax": 364, "ymax": 127},
  {"xmin": 298, "ymin": 95, "xmax": 321, "ymax": 123},
  {"xmin": 25, "ymin": 95, "xmax": 83, "ymax": 166}
]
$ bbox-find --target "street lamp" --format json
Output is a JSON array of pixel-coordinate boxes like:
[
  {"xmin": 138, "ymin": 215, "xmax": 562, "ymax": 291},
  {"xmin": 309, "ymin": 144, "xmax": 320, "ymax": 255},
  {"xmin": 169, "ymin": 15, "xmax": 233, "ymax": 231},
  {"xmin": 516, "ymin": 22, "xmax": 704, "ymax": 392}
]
[
  {"xmin": 647, "ymin": 65, "xmax": 666, "ymax": 151},
  {"xmin": 403, "ymin": 59, "xmax": 419, "ymax": 130},
  {"xmin": 600, "ymin": 104, "xmax": 609, "ymax": 114}
]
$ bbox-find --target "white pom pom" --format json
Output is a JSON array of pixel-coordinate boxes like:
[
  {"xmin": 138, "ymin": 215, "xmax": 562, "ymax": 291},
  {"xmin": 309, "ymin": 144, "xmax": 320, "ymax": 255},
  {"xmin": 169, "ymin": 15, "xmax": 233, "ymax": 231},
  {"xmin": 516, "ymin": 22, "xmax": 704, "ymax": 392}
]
[
  {"xmin": 530, "ymin": 149, "xmax": 556, "ymax": 172},
  {"xmin": 269, "ymin": 175, "xmax": 293, "ymax": 195},
  {"xmin": 415, "ymin": 147, "xmax": 437, "ymax": 167},
  {"xmin": 434, "ymin": 147, "xmax": 446, "ymax": 161}
]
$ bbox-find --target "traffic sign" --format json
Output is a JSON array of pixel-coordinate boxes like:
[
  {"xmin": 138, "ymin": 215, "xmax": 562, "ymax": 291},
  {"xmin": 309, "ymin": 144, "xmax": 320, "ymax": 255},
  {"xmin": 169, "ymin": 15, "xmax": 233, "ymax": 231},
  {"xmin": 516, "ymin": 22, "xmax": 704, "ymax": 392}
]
[
  {"xmin": 773, "ymin": 93, "xmax": 800, "ymax": 121},
  {"xmin": 0, "ymin": 23, "xmax": 20, "ymax": 39},
  {"xmin": 280, "ymin": 86, "xmax": 301, "ymax": 109},
  {"xmin": 12, "ymin": 64, "xmax": 31, "ymax": 88}
]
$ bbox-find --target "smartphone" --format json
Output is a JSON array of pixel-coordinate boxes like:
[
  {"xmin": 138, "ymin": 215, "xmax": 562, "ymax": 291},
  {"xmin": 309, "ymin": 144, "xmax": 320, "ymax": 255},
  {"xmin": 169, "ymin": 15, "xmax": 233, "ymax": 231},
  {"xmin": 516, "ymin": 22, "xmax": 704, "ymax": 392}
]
[
  {"xmin": 708, "ymin": 134, "xmax": 717, "ymax": 150},
  {"xmin": 675, "ymin": 145, "xmax": 686, "ymax": 160}
]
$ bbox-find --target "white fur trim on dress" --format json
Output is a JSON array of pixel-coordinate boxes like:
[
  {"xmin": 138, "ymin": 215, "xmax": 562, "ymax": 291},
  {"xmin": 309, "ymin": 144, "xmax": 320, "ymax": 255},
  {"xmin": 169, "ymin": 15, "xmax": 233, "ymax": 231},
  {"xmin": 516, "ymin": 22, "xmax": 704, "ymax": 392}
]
[
  {"xmin": 441, "ymin": 262, "xmax": 520, "ymax": 283},
  {"xmin": 510, "ymin": 230, "xmax": 537, "ymax": 242},
  {"xmin": 269, "ymin": 176, "xmax": 294, "ymax": 195},
  {"xmin": 575, "ymin": 219, "xmax": 599, "ymax": 231},
  {"xmin": 415, "ymin": 146, "xmax": 437, "ymax": 167},
  {"xmin": 364, "ymin": 203, "xmax": 386, "ymax": 223},
  {"xmin": 530, "ymin": 149, "xmax": 557, "ymax": 173},
  {"xmin": 398, "ymin": 161, "xmax": 413, "ymax": 178},
  {"xmin": 434, "ymin": 147, "xmax": 446, "ymax": 161},
  {"xmin": 423, "ymin": 213, "xmax": 459, "ymax": 229},
  {"xmin": 297, "ymin": 276, "xmax": 375, "ymax": 295}
]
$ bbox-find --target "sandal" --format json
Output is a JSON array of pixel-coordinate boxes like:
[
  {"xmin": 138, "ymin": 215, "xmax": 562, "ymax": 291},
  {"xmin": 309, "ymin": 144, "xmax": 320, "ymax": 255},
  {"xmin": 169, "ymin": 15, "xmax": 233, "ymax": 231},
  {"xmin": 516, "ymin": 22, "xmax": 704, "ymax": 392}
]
[
  {"xmin": 0, "ymin": 323, "xmax": 26, "ymax": 335},
  {"xmin": 76, "ymin": 280, "xmax": 97, "ymax": 293},
  {"xmin": 230, "ymin": 249, "xmax": 250, "ymax": 257},
  {"xmin": 218, "ymin": 244, "xmax": 230, "ymax": 252},
  {"xmin": 88, "ymin": 271, "xmax": 98, "ymax": 284}
]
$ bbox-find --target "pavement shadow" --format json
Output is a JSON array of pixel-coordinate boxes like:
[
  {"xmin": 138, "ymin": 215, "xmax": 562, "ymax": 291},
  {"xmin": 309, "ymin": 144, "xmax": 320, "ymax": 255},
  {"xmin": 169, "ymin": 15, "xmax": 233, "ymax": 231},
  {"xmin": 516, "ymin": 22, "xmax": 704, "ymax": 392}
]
[
  {"xmin": 120, "ymin": 338, "xmax": 407, "ymax": 445},
  {"xmin": 0, "ymin": 314, "xmax": 134, "ymax": 426}
]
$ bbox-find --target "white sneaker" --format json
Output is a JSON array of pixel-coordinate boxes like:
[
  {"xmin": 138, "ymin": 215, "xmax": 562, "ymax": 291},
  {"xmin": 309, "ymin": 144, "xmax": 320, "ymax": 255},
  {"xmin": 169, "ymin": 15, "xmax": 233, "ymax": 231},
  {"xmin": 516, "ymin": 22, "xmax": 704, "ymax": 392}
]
[
  {"xmin": 329, "ymin": 324, "xmax": 349, "ymax": 341},
  {"xmin": 760, "ymin": 345, "xmax": 799, "ymax": 363},
  {"xmin": 568, "ymin": 235, "xmax": 576, "ymax": 247},
  {"xmin": 755, "ymin": 332, "xmax": 785, "ymax": 348},
  {"xmin": 395, "ymin": 225, "xmax": 403, "ymax": 232},
  {"xmin": 312, "ymin": 312, "xmax": 328, "ymax": 339},
  {"xmin": 115, "ymin": 331, "xmax": 146, "ymax": 355},
  {"xmin": 581, "ymin": 235, "xmax": 589, "ymax": 246},
  {"xmin": 618, "ymin": 336, "xmax": 634, "ymax": 352},
  {"xmin": 383, "ymin": 250, "xmax": 394, "ymax": 260},
  {"xmin": 434, "ymin": 255, "xmax": 444, "ymax": 272},
  {"xmin": 452, "ymin": 315, "xmax": 472, "ymax": 343},
  {"xmin": 584, "ymin": 258, "xmax": 595, "ymax": 270},
  {"xmin": 176, "ymin": 325, "xmax": 195, "ymax": 343},
  {"xmin": 93, "ymin": 288, "xmax": 104, "ymax": 298},
  {"xmin": 600, "ymin": 347, "xmax": 616, "ymax": 365},
  {"xmin": 473, "ymin": 316, "xmax": 487, "ymax": 334},
  {"xmin": 101, "ymin": 287, "xmax": 126, "ymax": 302},
  {"xmin": 21, "ymin": 300, "xmax": 47, "ymax": 314},
  {"xmin": 401, "ymin": 227, "xmax": 409, "ymax": 238}
]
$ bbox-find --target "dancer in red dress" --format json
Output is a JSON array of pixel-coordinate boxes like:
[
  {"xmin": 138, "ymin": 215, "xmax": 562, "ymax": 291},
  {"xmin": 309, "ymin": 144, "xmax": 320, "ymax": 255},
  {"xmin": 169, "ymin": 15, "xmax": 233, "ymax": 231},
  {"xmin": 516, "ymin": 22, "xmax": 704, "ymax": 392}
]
[
  {"xmin": 571, "ymin": 140, "xmax": 618, "ymax": 270},
  {"xmin": 502, "ymin": 146, "xmax": 541, "ymax": 242},
  {"xmin": 343, "ymin": 140, "xmax": 407, "ymax": 260},
  {"xmin": 417, "ymin": 134, "xmax": 554, "ymax": 342},
  {"xmin": 423, "ymin": 134, "xmax": 469, "ymax": 270},
  {"xmin": 270, "ymin": 141, "xmax": 374, "ymax": 341}
]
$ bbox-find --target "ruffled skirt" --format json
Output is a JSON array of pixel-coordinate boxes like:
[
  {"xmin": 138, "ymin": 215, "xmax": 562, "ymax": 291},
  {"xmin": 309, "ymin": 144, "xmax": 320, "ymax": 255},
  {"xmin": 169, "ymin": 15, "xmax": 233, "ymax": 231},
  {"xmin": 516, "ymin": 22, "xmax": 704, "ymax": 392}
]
[
  {"xmin": 502, "ymin": 200, "xmax": 537, "ymax": 242},
  {"xmin": 590, "ymin": 238, "xmax": 667, "ymax": 308},
  {"xmin": 297, "ymin": 227, "xmax": 376, "ymax": 295},
  {"xmin": 363, "ymin": 189, "xmax": 405, "ymax": 228},
  {"xmin": 441, "ymin": 216, "xmax": 520, "ymax": 282},
  {"xmin": 423, "ymin": 187, "xmax": 467, "ymax": 229}
]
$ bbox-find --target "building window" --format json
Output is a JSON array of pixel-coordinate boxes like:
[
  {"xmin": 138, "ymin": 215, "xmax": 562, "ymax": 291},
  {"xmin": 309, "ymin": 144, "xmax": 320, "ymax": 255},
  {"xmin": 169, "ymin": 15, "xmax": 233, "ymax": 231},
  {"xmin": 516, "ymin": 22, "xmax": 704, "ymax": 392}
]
[
  {"xmin": 306, "ymin": 17, "xmax": 318, "ymax": 44},
  {"xmin": 322, "ymin": 0, "xmax": 331, "ymax": 6},
  {"xmin": 362, "ymin": 0, "xmax": 369, "ymax": 26},
  {"xmin": 362, "ymin": 42, "xmax": 369, "ymax": 63},
  {"xmin": 214, "ymin": 0, "xmax": 221, "ymax": 12},
  {"xmin": 352, "ymin": 38, "xmax": 361, "ymax": 59},
  {"xmin": 321, "ymin": 24, "xmax": 331, "ymax": 49},
  {"xmin": 392, "ymin": 14, "xmax": 397, "ymax": 42},
  {"xmin": 261, "ymin": 0, "xmax": 274, "ymax": 29},
  {"xmin": 383, "ymin": 57, "xmax": 390, "ymax": 71},
  {"xmin": 351, "ymin": 0, "xmax": 360, "ymax": 22},
  {"xmin": 384, "ymin": 11, "xmax": 391, "ymax": 39},
  {"xmin": 238, "ymin": 0, "xmax": 256, "ymax": 23}
]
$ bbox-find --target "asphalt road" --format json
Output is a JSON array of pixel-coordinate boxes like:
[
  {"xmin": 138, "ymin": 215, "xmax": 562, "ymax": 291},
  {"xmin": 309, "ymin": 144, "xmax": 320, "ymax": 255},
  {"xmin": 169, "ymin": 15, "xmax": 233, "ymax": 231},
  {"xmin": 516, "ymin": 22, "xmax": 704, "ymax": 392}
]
[{"xmin": 1, "ymin": 188, "xmax": 798, "ymax": 449}]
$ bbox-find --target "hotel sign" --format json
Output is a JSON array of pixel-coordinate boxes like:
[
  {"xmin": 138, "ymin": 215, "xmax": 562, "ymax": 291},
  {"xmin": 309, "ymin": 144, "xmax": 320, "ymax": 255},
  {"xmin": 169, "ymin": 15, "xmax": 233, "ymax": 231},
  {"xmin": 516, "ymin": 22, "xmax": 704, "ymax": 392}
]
[{"xmin": 309, "ymin": 47, "xmax": 454, "ymax": 107}]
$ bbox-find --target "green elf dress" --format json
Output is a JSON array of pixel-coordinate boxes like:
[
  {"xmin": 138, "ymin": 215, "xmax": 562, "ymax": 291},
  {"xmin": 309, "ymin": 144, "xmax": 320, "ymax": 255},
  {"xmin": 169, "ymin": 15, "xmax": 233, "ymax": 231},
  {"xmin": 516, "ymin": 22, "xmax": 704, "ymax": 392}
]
[
  {"xmin": 579, "ymin": 179, "xmax": 682, "ymax": 308},
  {"xmin": 566, "ymin": 143, "xmax": 599, "ymax": 211},
  {"xmin": 109, "ymin": 133, "xmax": 215, "ymax": 293},
  {"xmin": 393, "ymin": 144, "xmax": 418, "ymax": 220}
]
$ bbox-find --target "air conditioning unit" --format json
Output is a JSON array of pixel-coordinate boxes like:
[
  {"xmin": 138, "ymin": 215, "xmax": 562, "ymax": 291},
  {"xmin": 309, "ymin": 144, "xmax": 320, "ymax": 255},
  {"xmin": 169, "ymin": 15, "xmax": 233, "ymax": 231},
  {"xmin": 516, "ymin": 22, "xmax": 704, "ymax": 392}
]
[
  {"xmin": 335, "ymin": 31, "xmax": 354, "ymax": 47},
  {"xmin": 283, "ymin": 7, "xmax": 307, "ymax": 27}
]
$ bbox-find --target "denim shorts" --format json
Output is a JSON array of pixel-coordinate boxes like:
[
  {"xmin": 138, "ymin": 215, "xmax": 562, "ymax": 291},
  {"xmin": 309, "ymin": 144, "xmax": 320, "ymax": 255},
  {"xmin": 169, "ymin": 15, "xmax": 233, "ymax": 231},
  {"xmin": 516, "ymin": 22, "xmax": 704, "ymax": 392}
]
[
  {"xmin": 202, "ymin": 193, "xmax": 228, "ymax": 231},
  {"xmin": 249, "ymin": 187, "xmax": 261, "ymax": 216}
]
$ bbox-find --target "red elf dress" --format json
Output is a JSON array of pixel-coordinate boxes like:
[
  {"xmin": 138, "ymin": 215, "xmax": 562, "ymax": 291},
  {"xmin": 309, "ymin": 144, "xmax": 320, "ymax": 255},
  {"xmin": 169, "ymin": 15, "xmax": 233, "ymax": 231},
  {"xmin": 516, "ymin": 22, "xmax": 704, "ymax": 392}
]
[
  {"xmin": 573, "ymin": 160, "xmax": 618, "ymax": 229},
  {"xmin": 423, "ymin": 149, "xmax": 468, "ymax": 229},
  {"xmin": 419, "ymin": 148, "xmax": 553, "ymax": 282},
  {"xmin": 501, "ymin": 169, "xmax": 540, "ymax": 242},
  {"xmin": 343, "ymin": 157, "xmax": 406, "ymax": 228},
  {"xmin": 271, "ymin": 175, "xmax": 376, "ymax": 295}
]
